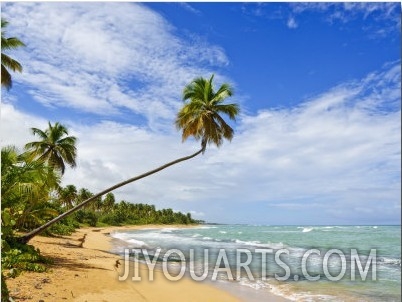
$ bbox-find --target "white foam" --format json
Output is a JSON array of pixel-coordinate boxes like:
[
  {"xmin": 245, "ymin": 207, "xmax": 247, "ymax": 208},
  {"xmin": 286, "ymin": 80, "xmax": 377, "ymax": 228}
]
[
  {"xmin": 238, "ymin": 278, "xmax": 269, "ymax": 290},
  {"xmin": 296, "ymin": 226, "xmax": 314, "ymax": 232},
  {"xmin": 379, "ymin": 257, "xmax": 401, "ymax": 266},
  {"xmin": 233, "ymin": 239, "xmax": 285, "ymax": 249},
  {"xmin": 110, "ymin": 232, "xmax": 132, "ymax": 240},
  {"xmin": 127, "ymin": 238, "xmax": 146, "ymax": 247},
  {"xmin": 196, "ymin": 226, "xmax": 218, "ymax": 229}
]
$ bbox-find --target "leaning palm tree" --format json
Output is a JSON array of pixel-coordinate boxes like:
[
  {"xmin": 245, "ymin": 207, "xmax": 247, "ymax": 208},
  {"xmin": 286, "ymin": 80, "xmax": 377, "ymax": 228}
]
[
  {"xmin": 1, "ymin": 18, "xmax": 25, "ymax": 90},
  {"xmin": 25, "ymin": 122, "xmax": 77, "ymax": 175},
  {"xmin": 18, "ymin": 75, "xmax": 239, "ymax": 243}
]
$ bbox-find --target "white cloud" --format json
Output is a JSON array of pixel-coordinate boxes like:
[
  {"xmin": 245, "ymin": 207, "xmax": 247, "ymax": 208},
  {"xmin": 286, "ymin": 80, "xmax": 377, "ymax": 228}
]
[
  {"xmin": 1, "ymin": 2, "xmax": 400, "ymax": 224},
  {"xmin": 190, "ymin": 210, "xmax": 205, "ymax": 217},
  {"xmin": 241, "ymin": 2, "xmax": 400, "ymax": 35},
  {"xmin": 1, "ymin": 2, "xmax": 229, "ymax": 129},
  {"xmin": 287, "ymin": 17, "xmax": 298, "ymax": 29},
  {"xmin": 178, "ymin": 3, "xmax": 202, "ymax": 15},
  {"xmin": 2, "ymin": 62, "xmax": 400, "ymax": 224},
  {"xmin": 289, "ymin": 2, "xmax": 400, "ymax": 37},
  {"xmin": 0, "ymin": 103, "xmax": 48, "ymax": 148}
]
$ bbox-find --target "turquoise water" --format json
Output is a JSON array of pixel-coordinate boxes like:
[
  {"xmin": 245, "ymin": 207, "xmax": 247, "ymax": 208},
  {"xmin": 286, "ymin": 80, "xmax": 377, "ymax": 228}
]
[{"xmin": 111, "ymin": 225, "xmax": 401, "ymax": 301}]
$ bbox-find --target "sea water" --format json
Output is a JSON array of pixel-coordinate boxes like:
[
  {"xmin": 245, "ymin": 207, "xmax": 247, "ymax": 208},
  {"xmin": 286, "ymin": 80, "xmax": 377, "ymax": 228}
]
[{"xmin": 110, "ymin": 225, "xmax": 401, "ymax": 301}]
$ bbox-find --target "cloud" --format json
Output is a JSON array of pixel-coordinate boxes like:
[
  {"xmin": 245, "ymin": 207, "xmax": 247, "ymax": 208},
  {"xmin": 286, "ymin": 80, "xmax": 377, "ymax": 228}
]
[
  {"xmin": 178, "ymin": 3, "xmax": 202, "ymax": 15},
  {"xmin": 0, "ymin": 102, "xmax": 49, "ymax": 148},
  {"xmin": 2, "ymin": 62, "xmax": 400, "ymax": 224},
  {"xmin": 286, "ymin": 17, "xmax": 298, "ymax": 29},
  {"xmin": 240, "ymin": 3, "xmax": 400, "ymax": 37},
  {"xmin": 1, "ymin": 2, "xmax": 229, "ymax": 129},
  {"xmin": 289, "ymin": 2, "xmax": 401, "ymax": 38},
  {"xmin": 189, "ymin": 210, "xmax": 205, "ymax": 217},
  {"xmin": 1, "ymin": 2, "xmax": 400, "ymax": 224}
]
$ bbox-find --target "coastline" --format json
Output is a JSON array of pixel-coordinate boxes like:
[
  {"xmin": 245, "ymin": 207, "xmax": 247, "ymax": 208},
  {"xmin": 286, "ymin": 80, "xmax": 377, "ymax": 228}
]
[{"xmin": 6, "ymin": 225, "xmax": 289, "ymax": 301}]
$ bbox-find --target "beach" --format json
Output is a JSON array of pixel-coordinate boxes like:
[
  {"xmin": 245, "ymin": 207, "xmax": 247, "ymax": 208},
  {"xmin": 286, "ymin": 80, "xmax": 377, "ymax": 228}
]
[{"xmin": 6, "ymin": 225, "xmax": 288, "ymax": 302}]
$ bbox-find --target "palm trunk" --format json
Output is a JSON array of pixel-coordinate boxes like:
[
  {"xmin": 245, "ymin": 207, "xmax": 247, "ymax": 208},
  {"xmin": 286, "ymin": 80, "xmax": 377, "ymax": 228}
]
[{"xmin": 18, "ymin": 146, "xmax": 205, "ymax": 244}]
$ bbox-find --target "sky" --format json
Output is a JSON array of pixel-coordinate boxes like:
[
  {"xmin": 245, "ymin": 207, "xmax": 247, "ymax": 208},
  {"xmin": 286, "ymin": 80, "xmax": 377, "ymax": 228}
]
[{"xmin": 1, "ymin": 2, "xmax": 401, "ymax": 225}]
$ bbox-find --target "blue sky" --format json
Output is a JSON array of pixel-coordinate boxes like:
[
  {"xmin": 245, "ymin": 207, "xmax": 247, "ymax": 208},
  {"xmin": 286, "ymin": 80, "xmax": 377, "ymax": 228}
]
[{"xmin": 1, "ymin": 2, "xmax": 401, "ymax": 225}]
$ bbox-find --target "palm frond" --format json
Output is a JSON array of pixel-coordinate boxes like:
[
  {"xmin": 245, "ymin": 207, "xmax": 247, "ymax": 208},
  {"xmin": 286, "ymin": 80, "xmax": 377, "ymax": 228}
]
[
  {"xmin": 1, "ymin": 53, "xmax": 22, "ymax": 72},
  {"xmin": 1, "ymin": 63, "xmax": 12, "ymax": 89},
  {"xmin": 1, "ymin": 18, "xmax": 24, "ymax": 90},
  {"xmin": 24, "ymin": 122, "xmax": 77, "ymax": 174},
  {"xmin": 1, "ymin": 37, "xmax": 25, "ymax": 51}
]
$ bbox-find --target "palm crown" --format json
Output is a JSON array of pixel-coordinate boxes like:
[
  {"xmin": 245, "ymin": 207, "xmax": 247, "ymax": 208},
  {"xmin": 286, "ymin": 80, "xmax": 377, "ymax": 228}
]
[
  {"xmin": 175, "ymin": 74, "xmax": 239, "ymax": 150},
  {"xmin": 25, "ymin": 122, "xmax": 77, "ymax": 175}
]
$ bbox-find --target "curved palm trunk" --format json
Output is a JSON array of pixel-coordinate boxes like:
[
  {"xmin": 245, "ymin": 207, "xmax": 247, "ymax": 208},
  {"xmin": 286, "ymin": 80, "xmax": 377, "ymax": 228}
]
[{"xmin": 18, "ymin": 146, "xmax": 205, "ymax": 244}]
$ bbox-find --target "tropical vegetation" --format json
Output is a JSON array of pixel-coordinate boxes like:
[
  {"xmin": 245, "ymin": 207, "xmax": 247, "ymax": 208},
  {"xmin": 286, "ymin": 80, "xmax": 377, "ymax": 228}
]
[
  {"xmin": 2, "ymin": 73, "xmax": 239, "ymax": 296},
  {"xmin": 18, "ymin": 74, "xmax": 239, "ymax": 243},
  {"xmin": 25, "ymin": 122, "xmax": 77, "ymax": 175},
  {"xmin": 1, "ymin": 17, "xmax": 239, "ymax": 300},
  {"xmin": 1, "ymin": 139, "xmax": 202, "ymax": 295}
]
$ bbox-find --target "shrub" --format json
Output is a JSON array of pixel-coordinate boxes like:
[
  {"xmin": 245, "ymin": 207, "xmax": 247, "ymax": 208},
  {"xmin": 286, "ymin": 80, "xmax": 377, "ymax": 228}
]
[{"xmin": 1, "ymin": 239, "xmax": 50, "ymax": 278}]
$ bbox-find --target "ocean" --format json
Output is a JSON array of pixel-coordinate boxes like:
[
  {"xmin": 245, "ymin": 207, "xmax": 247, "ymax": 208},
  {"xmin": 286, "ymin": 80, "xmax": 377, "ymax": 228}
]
[{"xmin": 110, "ymin": 225, "xmax": 401, "ymax": 301}]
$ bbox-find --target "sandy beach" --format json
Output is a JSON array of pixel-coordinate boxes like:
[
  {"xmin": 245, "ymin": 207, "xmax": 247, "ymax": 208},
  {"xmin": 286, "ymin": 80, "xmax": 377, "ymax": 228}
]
[{"xmin": 6, "ymin": 225, "xmax": 288, "ymax": 302}]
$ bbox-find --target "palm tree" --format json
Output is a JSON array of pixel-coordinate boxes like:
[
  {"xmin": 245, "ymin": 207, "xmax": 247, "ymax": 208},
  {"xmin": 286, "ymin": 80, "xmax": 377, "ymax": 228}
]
[
  {"xmin": 18, "ymin": 75, "xmax": 239, "ymax": 243},
  {"xmin": 103, "ymin": 193, "xmax": 116, "ymax": 212},
  {"xmin": 1, "ymin": 18, "xmax": 25, "ymax": 90},
  {"xmin": 176, "ymin": 74, "xmax": 239, "ymax": 149},
  {"xmin": 76, "ymin": 188, "xmax": 94, "ymax": 210},
  {"xmin": 58, "ymin": 185, "xmax": 78, "ymax": 209},
  {"xmin": 25, "ymin": 122, "xmax": 77, "ymax": 175},
  {"xmin": 1, "ymin": 146, "xmax": 60, "ymax": 231}
]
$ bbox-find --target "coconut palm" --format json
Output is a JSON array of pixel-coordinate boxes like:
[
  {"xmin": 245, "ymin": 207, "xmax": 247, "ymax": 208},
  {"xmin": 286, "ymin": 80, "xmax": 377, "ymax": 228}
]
[
  {"xmin": 18, "ymin": 75, "xmax": 239, "ymax": 243},
  {"xmin": 103, "ymin": 193, "xmax": 116, "ymax": 212},
  {"xmin": 58, "ymin": 185, "xmax": 78, "ymax": 209},
  {"xmin": 176, "ymin": 74, "xmax": 239, "ymax": 149},
  {"xmin": 1, "ymin": 146, "xmax": 60, "ymax": 231},
  {"xmin": 1, "ymin": 18, "xmax": 25, "ymax": 90},
  {"xmin": 25, "ymin": 122, "xmax": 77, "ymax": 175}
]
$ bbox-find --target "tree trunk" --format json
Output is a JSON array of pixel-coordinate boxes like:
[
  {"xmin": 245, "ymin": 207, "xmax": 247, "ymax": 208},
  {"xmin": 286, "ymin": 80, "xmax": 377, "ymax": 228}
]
[{"xmin": 17, "ymin": 146, "xmax": 205, "ymax": 244}]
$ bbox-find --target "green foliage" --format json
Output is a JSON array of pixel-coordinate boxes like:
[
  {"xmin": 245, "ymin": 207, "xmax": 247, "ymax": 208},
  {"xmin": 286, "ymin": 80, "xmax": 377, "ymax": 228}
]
[
  {"xmin": 176, "ymin": 74, "xmax": 239, "ymax": 148},
  {"xmin": 98, "ymin": 202, "xmax": 198, "ymax": 225},
  {"xmin": 47, "ymin": 216, "xmax": 80, "ymax": 236},
  {"xmin": 1, "ymin": 238, "xmax": 50, "ymax": 278},
  {"xmin": 1, "ymin": 122, "xmax": 201, "ymax": 287},
  {"xmin": 74, "ymin": 210, "xmax": 98, "ymax": 226},
  {"xmin": 1, "ymin": 208, "xmax": 16, "ymax": 240},
  {"xmin": 1, "ymin": 272, "xmax": 10, "ymax": 302},
  {"xmin": 1, "ymin": 145, "xmax": 61, "ymax": 233},
  {"xmin": 24, "ymin": 122, "xmax": 77, "ymax": 175},
  {"xmin": 81, "ymin": 210, "xmax": 98, "ymax": 226}
]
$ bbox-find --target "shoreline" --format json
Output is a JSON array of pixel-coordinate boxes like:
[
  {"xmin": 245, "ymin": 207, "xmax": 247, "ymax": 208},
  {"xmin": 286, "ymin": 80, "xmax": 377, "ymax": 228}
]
[{"xmin": 6, "ymin": 225, "xmax": 289, "ymax": 301}]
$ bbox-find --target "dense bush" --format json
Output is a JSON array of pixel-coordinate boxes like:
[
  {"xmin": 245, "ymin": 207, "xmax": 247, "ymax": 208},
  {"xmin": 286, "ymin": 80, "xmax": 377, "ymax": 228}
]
[
  {"xmin": 47, "ymin": 216, "xmax": 80, "ymax": 235},
  {"xmin": 1, "ymin": 238, "xmax": 50, "ymax": 278}
]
